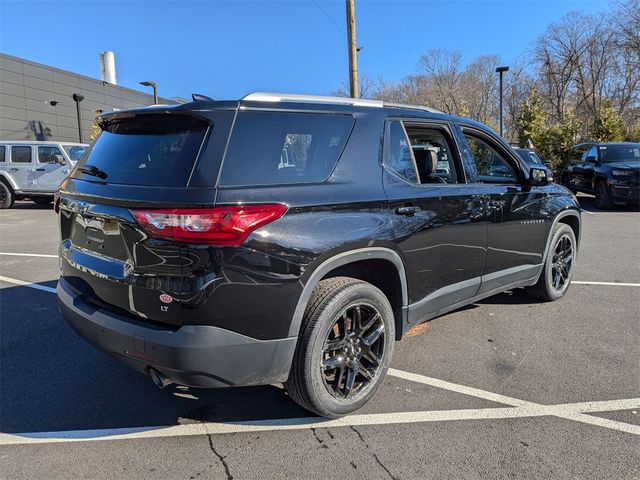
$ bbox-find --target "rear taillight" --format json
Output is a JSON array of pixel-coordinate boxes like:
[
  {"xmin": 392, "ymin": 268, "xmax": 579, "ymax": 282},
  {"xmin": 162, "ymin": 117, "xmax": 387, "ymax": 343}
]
[{"xmin": 130, "ymin": 204, "xmax": 287, "ymax": 246}]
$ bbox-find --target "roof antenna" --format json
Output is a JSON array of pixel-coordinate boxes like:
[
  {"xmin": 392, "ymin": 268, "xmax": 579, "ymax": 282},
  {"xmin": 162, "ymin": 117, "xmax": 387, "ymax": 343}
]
[{"xmin": 192, "ymin": 93, "xmax": 213, "ymax": 102}]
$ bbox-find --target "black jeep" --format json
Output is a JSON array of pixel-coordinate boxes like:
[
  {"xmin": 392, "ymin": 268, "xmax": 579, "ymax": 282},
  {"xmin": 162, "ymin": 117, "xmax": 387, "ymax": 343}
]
[
  {"xmin": 56, "ymin": 93, "xmax": 581, "ymax": 417},
  {"xmin": 561, "ymin": 142, "xmax": 640, "ymax": 209}
]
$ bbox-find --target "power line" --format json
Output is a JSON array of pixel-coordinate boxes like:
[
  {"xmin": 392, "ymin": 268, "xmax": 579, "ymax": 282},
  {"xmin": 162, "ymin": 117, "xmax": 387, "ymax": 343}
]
[{"xmin": 312, "ymin": 0, "xmax": 345, "ymax": 36}]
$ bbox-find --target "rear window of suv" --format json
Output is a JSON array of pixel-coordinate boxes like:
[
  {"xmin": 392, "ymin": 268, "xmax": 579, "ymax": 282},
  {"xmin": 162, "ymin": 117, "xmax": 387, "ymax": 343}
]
[
  {"xmin": 72, "ymin": 115, "xmax": 208, "ymax": 186},
  {"xmin": 219, "ymin": 111, "xmax": 354, "ymax": 186}
]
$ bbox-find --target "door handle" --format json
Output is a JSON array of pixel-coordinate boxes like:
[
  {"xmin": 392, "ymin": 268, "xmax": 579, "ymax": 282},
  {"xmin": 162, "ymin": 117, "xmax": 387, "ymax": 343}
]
[
  {"xmin": 36, "ymin": 168, "xmax": 45, "ymax": 171},
  {"xmin": 395, "ymin": 205, "xmax": 421, "ymax": 216},
  {"xmin": 10, "ymin": 168, "xmax": 18, "ymax": 172}
]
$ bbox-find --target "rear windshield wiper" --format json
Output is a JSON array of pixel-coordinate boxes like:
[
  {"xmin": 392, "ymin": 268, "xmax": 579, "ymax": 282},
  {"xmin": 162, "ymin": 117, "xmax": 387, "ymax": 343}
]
[{"xmin": 78, "ymin": 164, "xmax": 108, "ymax": 179}]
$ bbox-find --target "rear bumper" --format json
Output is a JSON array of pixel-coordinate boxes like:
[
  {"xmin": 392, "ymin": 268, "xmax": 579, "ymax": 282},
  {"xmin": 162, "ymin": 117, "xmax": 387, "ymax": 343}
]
[{"xmin": 57, "ymin": 278, "xmax": 297, "ymax": 388}]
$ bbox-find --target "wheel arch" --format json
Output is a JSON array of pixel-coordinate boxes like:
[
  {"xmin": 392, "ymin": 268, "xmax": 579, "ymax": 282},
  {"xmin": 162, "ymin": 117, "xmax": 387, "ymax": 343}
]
[
  {"xmin": 592, "ymin": 174, "xmax": 608, "ymax": 190},
  {"xmin": 543, "ymin": 209, "xmax": 581, "ymax": 264},
  {"xmin": 0, "ymin": 172, "xmax": 17, "ymax": 191},
  {"xmin": 288, "ymin": 248, "xmax": 408, "ymax": 341}
]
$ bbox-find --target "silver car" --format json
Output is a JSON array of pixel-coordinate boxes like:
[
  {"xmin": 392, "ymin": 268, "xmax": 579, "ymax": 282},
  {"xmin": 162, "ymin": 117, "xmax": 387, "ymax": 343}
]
[{"xmin": 0, "ymin": 140, "xmax": 87, "ymax": 208}]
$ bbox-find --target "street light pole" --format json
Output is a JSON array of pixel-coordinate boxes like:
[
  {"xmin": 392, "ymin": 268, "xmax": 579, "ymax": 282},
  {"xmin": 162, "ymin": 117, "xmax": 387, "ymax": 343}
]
[
  {"xmin": 72, "ymin": 93, "xmax": 84, "ymax": 143},
  {"xmin": 140, "ymin": 81, "xmax": 158, "ymax": 105},
  {"xmin": 495, "ymin": 66, "xmax": 509, "ymax": 137},
  {"xmin": 346, "ymin": 0, "xmax": 359, "ymax": 99}
]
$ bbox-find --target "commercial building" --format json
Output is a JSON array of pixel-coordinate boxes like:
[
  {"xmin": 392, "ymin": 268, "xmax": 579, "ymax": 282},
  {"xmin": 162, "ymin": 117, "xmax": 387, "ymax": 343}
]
[{"xmin": 0, "ymin": 52, "xmax": 176, "ymax": 143}]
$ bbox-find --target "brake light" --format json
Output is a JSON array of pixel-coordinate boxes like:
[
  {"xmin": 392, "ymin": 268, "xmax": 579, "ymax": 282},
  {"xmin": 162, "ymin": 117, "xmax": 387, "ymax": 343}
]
[{"xmin": 130, "ymin": 204, "xmax": 287, "ymax": 246}]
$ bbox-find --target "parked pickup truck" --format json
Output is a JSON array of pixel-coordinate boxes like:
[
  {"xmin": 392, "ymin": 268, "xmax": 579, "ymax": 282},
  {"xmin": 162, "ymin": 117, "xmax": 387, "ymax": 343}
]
[{"xmin": 0, "ymin": 140, "xmax": 87, "ymax": 208}]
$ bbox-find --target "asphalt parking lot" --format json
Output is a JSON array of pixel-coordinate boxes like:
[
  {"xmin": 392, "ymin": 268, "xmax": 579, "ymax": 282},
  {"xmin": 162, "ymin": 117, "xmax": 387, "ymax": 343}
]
[{"xmin": 1, "ymin": 194, "xmax": 639, "ymax": 480}]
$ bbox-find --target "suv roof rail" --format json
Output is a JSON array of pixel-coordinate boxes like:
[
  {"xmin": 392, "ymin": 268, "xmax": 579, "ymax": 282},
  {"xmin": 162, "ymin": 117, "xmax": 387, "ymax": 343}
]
[
  {"xmin": 242, "ymin": 92, "xmax": 384, "ymax": 108},
  {"xmin": 383, "ymin": 102, "xmax": 443, "ymax": 114},
  {"xmin": 242, "ymin": 92, "xmax": 443, "ymax": 114}
]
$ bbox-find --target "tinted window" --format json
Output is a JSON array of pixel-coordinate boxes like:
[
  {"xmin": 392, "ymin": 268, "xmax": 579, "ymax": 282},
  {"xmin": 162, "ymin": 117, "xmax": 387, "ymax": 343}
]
[
  {"xmin": 404, "ymin": 125, "xmax": 459, "ymax": 184},
  {"xmin": 464, "ymin": 134, "xmax": 518, "ymax": 183},
  {"xmin": 72, "ymin": 115, "xmax": 208, "ymax": 186},
  {"xmin": 38, "ymin": 146, "xmax": 63, "ymax": 163},
  {"xmin": 584, "ymin": 146, "xmax": 598, "ymax": 161},
  {"xmin": 569, "ymin": 145, "xmax": 588, "ymax": 165},
  {"xmin": 220, "ymin": 112, "xmax": 354, "ymax": 186},
  {"xmin": 0, "ymin": 146, "xmax": 5, "ymax": 163},
  {"xmin": 515, "ymin": 149, "xmax": 543, "ymax": 166},
  {"xmin": 598, "ymin": 144, "xmax": 640, "ymax": 163},
  {"xmin": 385, "ymin": 121, "xmax": 418, "ymax": 183},
  {"xmin": 11, "ymin": 146, "xmax": 31, "ymax": 163},
  {"xmin": 63, "ymin": 145, "xmax": 87, "ymax": 161}
]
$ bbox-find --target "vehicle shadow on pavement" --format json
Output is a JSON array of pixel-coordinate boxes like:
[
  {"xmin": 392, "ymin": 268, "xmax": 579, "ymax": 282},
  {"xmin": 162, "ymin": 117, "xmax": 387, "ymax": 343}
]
[
  {"xmin": 476, "ymin": 288, "xmax": 543, "ymax": 306},
  {"xmin": 6, "ymin": 201, "xmax": 54, "ymax": 211},
  {"xmin": 577, "ymin": 195, "xmax": 640, "ymax": 213},
  {"xmin": 0, "ymin": 283, "xmax": 311, "ymax": 436}
]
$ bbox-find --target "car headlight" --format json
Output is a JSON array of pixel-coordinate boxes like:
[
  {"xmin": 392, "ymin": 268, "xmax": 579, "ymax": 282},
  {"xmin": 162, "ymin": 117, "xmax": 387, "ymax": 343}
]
[{"xmin": 612, "ymin": 169, "xmax": 634, "ymax": 177}]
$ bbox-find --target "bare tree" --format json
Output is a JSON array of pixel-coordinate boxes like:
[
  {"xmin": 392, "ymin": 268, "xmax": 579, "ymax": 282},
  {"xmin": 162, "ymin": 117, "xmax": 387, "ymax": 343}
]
[{"xmin": 416, "ymin": 49, "xmax": 464, "ymax": 114}]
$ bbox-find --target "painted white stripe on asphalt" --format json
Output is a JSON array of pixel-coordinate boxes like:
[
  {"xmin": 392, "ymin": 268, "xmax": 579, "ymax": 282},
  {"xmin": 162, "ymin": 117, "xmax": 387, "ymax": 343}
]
[
  {"xmin": 388, "ymin": 368, "xmax": 534, "ymax": 407},
  {"xmin": 4, "ymin": 395, "xmax": 640, "ymax": 446},
  {"xmin": 0, "ymin": 387, "xmax": 637, "ymax": 445},
  {"xmin": 572, "ymin": 281, "xmax": 640, "ymax": 287},
  {"xmin": 0, "ymin": 252, "xmax": 57, "ymax": 258},
  {"xmin": 0, "ymin": 275, "xmax": 57, "ymax": 293},
  {"xmin": 388, "ymin": 369, "xmax": 640, "ymax": 436},
  {"xmin": 0, "ymin": 407, "xmax": 542, "ymax": 445}
]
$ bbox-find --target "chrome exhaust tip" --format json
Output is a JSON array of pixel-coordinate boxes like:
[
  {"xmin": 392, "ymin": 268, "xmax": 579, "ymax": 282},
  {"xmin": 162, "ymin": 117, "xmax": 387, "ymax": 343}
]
[{"xmin": 148, "ymin": 367, "xmax": 172, "ymax": 389}]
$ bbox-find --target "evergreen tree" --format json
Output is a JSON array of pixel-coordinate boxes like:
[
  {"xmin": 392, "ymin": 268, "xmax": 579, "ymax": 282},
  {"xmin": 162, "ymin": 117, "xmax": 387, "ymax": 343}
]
[{"xmin": 591, "ymin": 100, "xmax": 625, "ymax": 142}]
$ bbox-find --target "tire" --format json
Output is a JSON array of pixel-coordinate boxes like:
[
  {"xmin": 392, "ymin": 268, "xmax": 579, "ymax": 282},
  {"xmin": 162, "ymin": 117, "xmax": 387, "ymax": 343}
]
[
  {"xmin": 527, "ymin": 223, "xmax": 576, "ymax": 302},
  {"xmin": 0, "ymin": 181, "xmax": 15, "ymax": 209},
  {"xmin": 594, "ymin": 180, "xmax": 613, "ymax": 210},
  {"xmin": 284, "ymin": 276, "xmax": 395, "ymax": 418},
  {"xmin": 32, "ymin": 197, "xmax": 53, "ymax": 206}
]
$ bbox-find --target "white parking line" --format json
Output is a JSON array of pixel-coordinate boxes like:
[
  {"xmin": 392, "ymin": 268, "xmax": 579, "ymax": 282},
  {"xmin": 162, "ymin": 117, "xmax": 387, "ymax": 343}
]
[
  {"xmin": 0, "ymin": 382, "xmax": 637, "ymax": 446},
  {"xmin": 0, "ymin": 275, "xmax": 57, "ymax": 294},
  {"xmin": 0, "ymin": 252, "xmax": 57, "ymax": 258},
  {"xmin": 572, "ymin": 281, "xmax": 640, "ymax": 287},
  {"xmin": 387, "ymin": 369, "xmax": 640, "ymax": 436}
]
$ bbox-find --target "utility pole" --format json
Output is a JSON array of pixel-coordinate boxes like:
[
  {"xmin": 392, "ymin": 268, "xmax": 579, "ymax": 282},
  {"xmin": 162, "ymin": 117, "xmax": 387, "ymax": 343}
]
[
  {"xmin": 346, "ymin": 0, "xmax": 359, "ymax": 98},
  {"xmin": 495, "ymin": 66, "xmax": 509, "ymax": 137}
]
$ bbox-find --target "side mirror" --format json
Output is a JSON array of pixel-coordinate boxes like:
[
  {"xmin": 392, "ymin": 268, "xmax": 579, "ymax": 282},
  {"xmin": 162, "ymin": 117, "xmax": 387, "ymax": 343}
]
[
  {"xmin": 53, "ymin": 154, "xmax": 66, "ymax": 165},
  {"xmin": 529, "ymin": 167, "xmax": 549, "ymax": 186},
  {"xmin": 585, "ymin": 155, "xmax": 597, "ymax": 163}
]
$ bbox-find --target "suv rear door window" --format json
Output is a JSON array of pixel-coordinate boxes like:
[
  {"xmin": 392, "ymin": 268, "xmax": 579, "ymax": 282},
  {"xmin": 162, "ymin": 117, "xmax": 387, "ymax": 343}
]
[
  {"xmin": 71, "ymin": 115, "xmax": 208, "ymax": 186},
  {"xmin": 220, "ymin": 112, "xmax": 354, "ymax": 186},
  {"xmin": 0, "ymin": 146, "xmax": 5, "ymax": 162},
  {"xmin": 11, "ymin": 146, "xmax": 32, "ymax": 163}
]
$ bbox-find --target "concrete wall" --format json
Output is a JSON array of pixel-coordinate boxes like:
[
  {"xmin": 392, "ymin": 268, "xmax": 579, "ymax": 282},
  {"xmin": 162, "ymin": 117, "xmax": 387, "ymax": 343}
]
[{"xmin": 0, "ymin": 53, "xmax": 177, "ymax": 143}]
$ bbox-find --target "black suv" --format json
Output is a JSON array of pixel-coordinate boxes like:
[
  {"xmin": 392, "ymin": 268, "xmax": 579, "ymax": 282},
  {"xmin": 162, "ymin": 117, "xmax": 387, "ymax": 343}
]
[
  {"xmin": 561, "ymin": 142, "xmax": 640, "ymax": 209},
  {"xmin": 56, "ymin": 93, "xmax": 581, "ymax": 418}
]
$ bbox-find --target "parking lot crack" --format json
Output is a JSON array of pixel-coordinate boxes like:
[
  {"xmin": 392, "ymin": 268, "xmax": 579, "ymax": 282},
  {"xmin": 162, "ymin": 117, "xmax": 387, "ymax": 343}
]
[
  {"xmin": 350, "ymin": 426, "xmax": 399, "ymax": 480},
  {"xmin": 206, "ymin": 433, "xmax": 233, "ymax": 480},
  {"xmin": 311, "ymin": 428, "xmax": 329, "ymax": 448}
]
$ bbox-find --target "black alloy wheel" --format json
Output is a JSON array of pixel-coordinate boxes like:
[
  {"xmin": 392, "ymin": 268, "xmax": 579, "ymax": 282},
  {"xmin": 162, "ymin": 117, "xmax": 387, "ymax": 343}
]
[
  {"xmin": 284, "ymin": 276, "xmax": 395, "ymax": 418},
  {"xmin": 320, "ymin": 303, "xmax": 385, "ymax": 399},
  {"xmin": 551, "ymin": 234, "xmax": 573, "ymax": 292}
]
